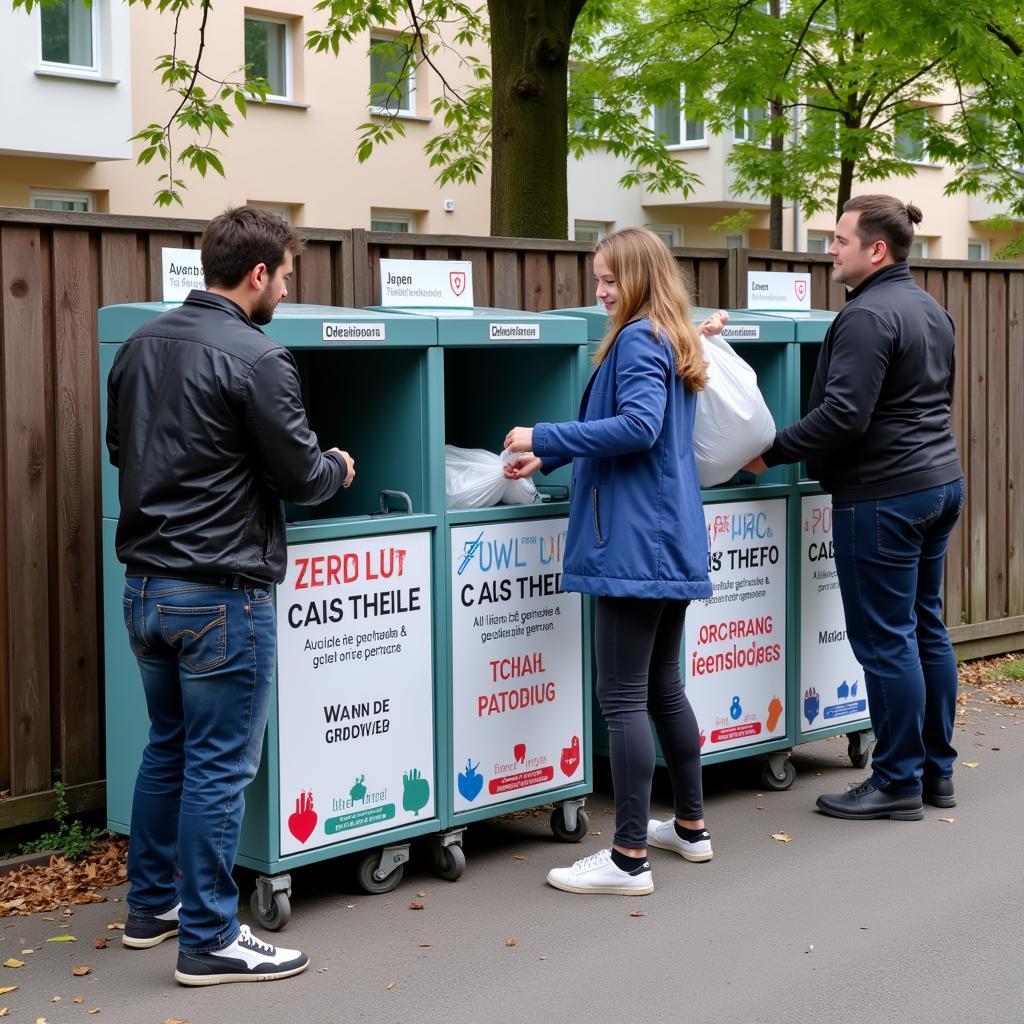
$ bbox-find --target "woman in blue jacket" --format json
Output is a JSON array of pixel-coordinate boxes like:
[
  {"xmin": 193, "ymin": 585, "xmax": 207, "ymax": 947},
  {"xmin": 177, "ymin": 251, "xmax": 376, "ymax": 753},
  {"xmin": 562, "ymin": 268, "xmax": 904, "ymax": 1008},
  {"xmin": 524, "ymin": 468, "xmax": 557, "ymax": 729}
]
[{"xmin": 504, "ymin": 227, "xmax": 718, "ymax": 896}]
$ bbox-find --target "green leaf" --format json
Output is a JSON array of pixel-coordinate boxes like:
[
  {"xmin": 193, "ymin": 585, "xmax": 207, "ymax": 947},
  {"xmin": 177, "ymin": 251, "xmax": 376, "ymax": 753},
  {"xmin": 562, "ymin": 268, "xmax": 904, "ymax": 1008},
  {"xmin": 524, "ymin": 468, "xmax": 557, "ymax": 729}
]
[{"xmin": 46, "ymin": 935, "xmax": 77, "ymax": 942}]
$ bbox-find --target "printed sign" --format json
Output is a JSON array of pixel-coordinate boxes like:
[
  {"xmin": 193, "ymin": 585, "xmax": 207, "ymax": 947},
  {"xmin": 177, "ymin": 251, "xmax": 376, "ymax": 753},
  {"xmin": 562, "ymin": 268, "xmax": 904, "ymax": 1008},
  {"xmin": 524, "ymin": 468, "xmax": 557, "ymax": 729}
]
[
  {"xmin": 684, "ymin": 499, "xmax": 787, "ymax": 752},
  {"xmin": 450, "ymin": 519, "xmax": 584, "ymax": 812},
  {"xmin": 379, "ymin": 258, "xmax": 474, "ymax": 309},
  {"xmin": 161, "ymin": 247, "xmax": 204, "ymax": 302},
  {"xmin": 799, "ymin": 495, "xmax": 870, "ymax": 735},
  {"xmin": 322, "ymin": 322, "xmax": 387, "ymax": 342},
  {"xmin": 721, "ymin": 324, "xmax": 760, "ymax": 341},
  {"xmin": 276, "ymin": 532, "xmax": 435, "ymax": 855},
  {"xmin": 489, "ymin": 323, "xmax": 540, "ymax": 341},
  {"xmin": 747, "ymin": 271, "xmax": 812, "ymax": 311}
]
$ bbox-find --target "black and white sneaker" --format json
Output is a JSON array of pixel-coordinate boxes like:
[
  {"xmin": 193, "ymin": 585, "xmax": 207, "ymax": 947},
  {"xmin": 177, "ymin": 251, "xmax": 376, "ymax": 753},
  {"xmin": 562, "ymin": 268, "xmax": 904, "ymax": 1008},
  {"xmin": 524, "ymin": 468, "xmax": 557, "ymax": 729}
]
[
  {"xmin": 175, "ymin": 925, "xmax": 309, "ymax": 986},
  {"xmin": 122, "ymin": 902, "xmax": 181, "ymax": 949}
]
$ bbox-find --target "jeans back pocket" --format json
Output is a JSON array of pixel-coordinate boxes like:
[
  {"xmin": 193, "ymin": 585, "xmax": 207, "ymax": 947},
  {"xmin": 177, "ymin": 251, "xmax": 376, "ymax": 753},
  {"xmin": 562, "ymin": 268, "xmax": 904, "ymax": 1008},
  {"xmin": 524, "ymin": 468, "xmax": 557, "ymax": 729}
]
[{"xmin": 157, "ymin": 604, "xmax": 228, "ymax": 673}]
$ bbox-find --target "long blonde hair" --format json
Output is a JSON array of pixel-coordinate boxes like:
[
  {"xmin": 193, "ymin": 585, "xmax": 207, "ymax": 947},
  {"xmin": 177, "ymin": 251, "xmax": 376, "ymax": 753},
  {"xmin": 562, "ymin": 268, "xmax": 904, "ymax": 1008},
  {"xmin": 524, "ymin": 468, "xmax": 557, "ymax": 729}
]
[{"xmin": 593, "ymin": 227, "xmax": 707, "ymax": 392}]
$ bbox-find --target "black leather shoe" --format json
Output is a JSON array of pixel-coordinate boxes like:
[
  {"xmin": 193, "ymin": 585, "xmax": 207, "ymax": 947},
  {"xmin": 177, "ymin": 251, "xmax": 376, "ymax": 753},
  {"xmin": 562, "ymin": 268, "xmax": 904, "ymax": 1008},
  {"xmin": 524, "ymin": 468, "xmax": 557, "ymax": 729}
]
[
  {"xmin": 923, "ymin": 776, "xmax": 956, "ymax": 808},
  {"xmin": 816, "ymin": 779, "xmax": 924, "ymax": 820}
]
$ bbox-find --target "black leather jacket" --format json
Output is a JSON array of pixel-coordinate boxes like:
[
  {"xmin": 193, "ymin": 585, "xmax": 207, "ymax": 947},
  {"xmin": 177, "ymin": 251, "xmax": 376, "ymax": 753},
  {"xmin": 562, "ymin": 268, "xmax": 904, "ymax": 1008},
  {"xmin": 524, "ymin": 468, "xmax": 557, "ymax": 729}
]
[{"xmin": 106, "ymin": 291, "xmax": 344, "ymax": 583}]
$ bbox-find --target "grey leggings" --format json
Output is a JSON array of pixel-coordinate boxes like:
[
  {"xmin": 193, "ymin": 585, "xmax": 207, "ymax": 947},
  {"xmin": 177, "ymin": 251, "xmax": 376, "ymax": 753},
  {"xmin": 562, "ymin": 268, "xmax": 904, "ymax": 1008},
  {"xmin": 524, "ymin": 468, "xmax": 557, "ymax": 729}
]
[{"xmin": 595, "ymin": 596, "xmax": 704, "ymax": 849}]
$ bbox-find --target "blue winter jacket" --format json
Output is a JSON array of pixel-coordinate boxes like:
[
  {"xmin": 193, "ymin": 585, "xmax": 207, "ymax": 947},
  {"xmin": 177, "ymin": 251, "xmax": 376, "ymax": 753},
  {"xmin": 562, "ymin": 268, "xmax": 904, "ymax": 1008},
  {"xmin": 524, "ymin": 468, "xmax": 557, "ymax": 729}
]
[{"xmin": 532, "ymin": 318, "xmax": 712, "ymax": 600}]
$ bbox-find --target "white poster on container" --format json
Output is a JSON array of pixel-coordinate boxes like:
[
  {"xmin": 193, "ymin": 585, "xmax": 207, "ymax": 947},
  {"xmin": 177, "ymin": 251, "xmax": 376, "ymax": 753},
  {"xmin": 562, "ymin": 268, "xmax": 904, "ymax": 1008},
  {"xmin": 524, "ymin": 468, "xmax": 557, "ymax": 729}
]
[
  {"xmin": 799, "ymin": 495, "xmax": 870, "ymax": 736},
  {"xmin": 161, "ymin": 247, "xmax": 204, "ymax": 302},
  {"xmin": 450, "ymin": 519, "xmax": 583, "ymax": 812},
  {"xmin": 276, "ymin": 532, "xmax": 434, "ymax": 856},
  {"xmin": 685, "ymin": 500, "xmax": 787, "ymax": 752}
]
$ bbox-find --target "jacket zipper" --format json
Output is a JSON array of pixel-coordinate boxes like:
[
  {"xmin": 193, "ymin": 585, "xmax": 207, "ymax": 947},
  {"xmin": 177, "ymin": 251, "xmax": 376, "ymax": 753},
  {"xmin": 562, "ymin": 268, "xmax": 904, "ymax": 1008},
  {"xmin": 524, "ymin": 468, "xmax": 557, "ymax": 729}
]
[{"xmin": 592, "ymin": 487, "xmax": 603, "ymax": 543}]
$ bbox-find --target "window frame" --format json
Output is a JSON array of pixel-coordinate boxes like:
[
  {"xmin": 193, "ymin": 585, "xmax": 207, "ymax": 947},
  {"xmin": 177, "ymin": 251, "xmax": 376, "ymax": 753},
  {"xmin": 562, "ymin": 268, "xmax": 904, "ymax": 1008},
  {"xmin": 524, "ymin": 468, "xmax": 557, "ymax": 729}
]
[
  {"xmin": 573, "ymin": 220, "xmax": 608, "ymax": 243},
  {"xmin": 29, "ymin": 188, "xmax": 95, "ymax": 213},
  {"xmin": 806, "ymin": 233, "xmax": 832, "ymax": 254},
  {"xmin": 370, "ymin": 209, "xmax": 417, "ymax": 233},
  {"xmin": 651, "ymin": 87, "xmax": 706, "ymax": 150},
  {"xmin": 893, "ymin": 107, "xmax": 936, "ymax": 167},
  {"xmin": 734, "ymin": 105, "xmax": 769, "ymax": 147},
  {"xmin": 908, "ymin": 239, "xmax": 928, "ymax": 259},
  {"xmin": 244, "ymin": 13, "xmax": 293, "ymax": 101},
  {"xmin": 247, "ymin": 201, "xmax": 294, "ymax": 224},
  {"xmin": 967, "ymin": 239, "xmax": 989, "ymax": 261},
  {"xmin": 646, "ymin": 224, "xmax": 681, "ymax": 248},
  {"xmin": 369, "ymin": 32, "xmax": 417, "ymax": 117},
  {"xmin": 38, "ymin": 0, "xmax": 101, "ymax": 75}
]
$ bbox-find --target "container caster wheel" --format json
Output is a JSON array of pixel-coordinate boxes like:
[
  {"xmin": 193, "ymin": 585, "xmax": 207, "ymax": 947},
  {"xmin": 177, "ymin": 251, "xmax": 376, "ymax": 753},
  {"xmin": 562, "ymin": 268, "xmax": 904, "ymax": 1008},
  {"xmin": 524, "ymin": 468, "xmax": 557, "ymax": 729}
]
[
  {"xmin": 433, "ymin": 843, "xmax": 466, "ymax": 881},
  {"xmin": 551, "ymin": 806, "xmax": 589, "ymax": 842},
  {"xmin": 848, "ymin": 731, "xmax": 874, "ymax": 770},
  {"xmin": 356, "ymin": 851, "xmax": 404, "ymax": 894},
  {"xmin": 761, "ymin": 757, "xmax": 796, "ymax": 791},
  {"xmin": 249, "ymin": 889, "xmax": 290, "ymax": 931}
]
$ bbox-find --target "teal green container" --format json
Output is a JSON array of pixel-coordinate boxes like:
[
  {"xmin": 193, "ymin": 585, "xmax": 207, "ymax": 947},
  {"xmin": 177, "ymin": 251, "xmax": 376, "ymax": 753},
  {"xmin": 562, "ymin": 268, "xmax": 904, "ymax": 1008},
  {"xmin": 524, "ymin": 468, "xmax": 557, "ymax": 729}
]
[
  {"xmin": 100, "ymin": 302, "xmax": 457, "ymax": 927},
  {"xmin": 372, "ymin": 306, "xmax": 596, "ymax": 842}
]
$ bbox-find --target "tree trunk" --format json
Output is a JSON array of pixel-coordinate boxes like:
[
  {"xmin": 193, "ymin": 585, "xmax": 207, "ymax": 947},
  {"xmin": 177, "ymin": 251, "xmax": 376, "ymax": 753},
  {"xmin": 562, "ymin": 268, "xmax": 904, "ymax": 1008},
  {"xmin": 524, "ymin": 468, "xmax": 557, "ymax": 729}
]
[
  {"xmin": 836, "ymin": 158, "xmax": 855, "ymax": 217},
  {"xmin": 488, "ymin": 0, "xmax": 585, "ymax": 238},
  {"xmin": 768, "ymin": 0, "xmax": 784, "ymax": 250}
]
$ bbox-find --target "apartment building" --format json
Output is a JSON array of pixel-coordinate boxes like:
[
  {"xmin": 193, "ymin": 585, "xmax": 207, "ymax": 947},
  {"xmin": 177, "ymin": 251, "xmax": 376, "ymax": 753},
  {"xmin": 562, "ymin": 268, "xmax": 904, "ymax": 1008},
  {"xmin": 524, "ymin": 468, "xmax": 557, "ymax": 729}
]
[
  {"xmin": 0, "ymin": 0, "xmax": 1018, "ymax": 256},
  {"xmin": 0, "ymin": 0, "xmax": 490, "ymax": 232}
]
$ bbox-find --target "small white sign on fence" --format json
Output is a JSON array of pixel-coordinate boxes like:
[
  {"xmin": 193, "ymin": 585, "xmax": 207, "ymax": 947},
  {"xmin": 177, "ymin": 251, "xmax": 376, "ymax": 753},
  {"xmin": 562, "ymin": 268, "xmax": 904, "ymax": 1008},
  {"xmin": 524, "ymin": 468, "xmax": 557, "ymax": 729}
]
[
  {"xmin": 379, "ymin": 258, "xmax": 474, "ymax": 308},
  {"xmin": 161, "ymin": 247, "xmax": 204, "ymax": 303},
  {"xmin": 747, "ymin": 271, "xmax": 811, "ymax": 311}
]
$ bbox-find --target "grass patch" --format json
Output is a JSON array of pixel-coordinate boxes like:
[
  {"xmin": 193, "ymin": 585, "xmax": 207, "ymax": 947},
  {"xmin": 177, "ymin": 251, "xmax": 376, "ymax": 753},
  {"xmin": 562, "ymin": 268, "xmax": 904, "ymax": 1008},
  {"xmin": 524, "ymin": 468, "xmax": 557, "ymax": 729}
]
[{"xmin": 986, "ymin": 657, "xmax": 1024, "ymax": 682}]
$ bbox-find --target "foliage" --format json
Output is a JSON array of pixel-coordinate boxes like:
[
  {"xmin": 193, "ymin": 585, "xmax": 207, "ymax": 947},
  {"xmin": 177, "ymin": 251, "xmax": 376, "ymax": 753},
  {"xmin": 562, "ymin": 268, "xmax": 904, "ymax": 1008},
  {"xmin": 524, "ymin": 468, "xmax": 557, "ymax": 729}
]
[{"xmin": 20, "ymin": 781, "xmax": 106, "ymax": 862}]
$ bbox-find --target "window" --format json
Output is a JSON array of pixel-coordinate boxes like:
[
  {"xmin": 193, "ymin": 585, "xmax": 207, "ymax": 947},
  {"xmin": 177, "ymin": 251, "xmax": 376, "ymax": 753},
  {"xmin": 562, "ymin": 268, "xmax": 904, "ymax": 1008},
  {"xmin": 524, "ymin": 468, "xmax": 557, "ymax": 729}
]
[
  {"xmin": 574, "ymin": 221, "xmax": 607, "ymax": 243},
  {"xmin": 734, "ymin": 105, "xmax": 766, "ymax": 143},
  {"xmin": 806, "ymin": 234, "xmax": 831, "ymax": 253},
  {"xmin": 569, "ymin": 69, "xmax": 598, "ymax": 134},
  {"xmin": 894, "ymin": 108, "xmax": 930, "ymax": 164},
  {"xmin": 370, "ymin": 209, "xmax": 416, "ymax": 232},
  {"xmin": 370, "ymin": 34, "xmax": 416, "ymax": 115},
  {"xmin": 646, "ymin": 225, "xmax": 680, "ymax": 247},
  {"xmin": 652, "ymin": 88, "xmax": 705, "ymax": 147},
  {"xmin": 30, "ymin": 189, "xmax": 94, "ymax": 212},
  {"xmin": 909, "ymin": 239, "xmax": 928, "ymax": 259},
  {"xmin": 967, "ymin": 240, "xmax": 989, "ymax": 261},
  {"xmin": 40, "ymin": 0, "xmax": 96, "ymax": 71},
  {"xmin": 248, "ymin": 202, "xmax": 293, "ymax": 224},
  {"xmin": 244, "ymin": 15, "xmax": 291, "ymax": 99}
]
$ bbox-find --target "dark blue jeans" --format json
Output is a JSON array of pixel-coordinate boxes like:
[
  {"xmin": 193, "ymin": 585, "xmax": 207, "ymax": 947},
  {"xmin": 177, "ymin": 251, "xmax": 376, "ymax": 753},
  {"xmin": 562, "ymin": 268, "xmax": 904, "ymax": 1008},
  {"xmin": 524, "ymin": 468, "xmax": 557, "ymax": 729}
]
[
  {"xmin": 831, "ymin": 479, "xmax": 964, "ymax": 796},
  {"xmin": 121, "ymin": 576, "xmax": 275, "ymax": 952}
]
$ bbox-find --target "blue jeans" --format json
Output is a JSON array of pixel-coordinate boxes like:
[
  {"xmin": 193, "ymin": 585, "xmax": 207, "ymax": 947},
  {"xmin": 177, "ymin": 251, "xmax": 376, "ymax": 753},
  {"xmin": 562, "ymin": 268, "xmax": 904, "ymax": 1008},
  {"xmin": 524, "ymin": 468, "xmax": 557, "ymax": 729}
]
[
  {"xmin": 121, "ymin": 576, "xmax": 275, "ymax": 952},
  {"xmin": 831, "ymin": 479, "xmax": 964, "ymax": 796}
]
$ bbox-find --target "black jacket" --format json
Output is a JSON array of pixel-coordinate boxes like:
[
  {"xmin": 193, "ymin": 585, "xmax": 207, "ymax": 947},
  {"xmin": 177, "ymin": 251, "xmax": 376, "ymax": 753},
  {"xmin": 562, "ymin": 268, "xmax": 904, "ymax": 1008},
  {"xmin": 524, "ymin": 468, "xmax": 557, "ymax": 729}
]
[
  {"xmin": 763, "ymin": 262, "xmax": 962, "ymax": 500},
  {"xmin": 106, "ymin": 291, "xmax": 344, "ymax": 583}
]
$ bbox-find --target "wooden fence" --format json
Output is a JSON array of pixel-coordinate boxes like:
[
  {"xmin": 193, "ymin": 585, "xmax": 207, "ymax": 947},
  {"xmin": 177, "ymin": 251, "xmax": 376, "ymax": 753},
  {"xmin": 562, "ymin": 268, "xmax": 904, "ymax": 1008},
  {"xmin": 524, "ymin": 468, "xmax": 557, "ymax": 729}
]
[{"xmin": 0, "ymin": 207, "xmax": 1019, "ymax": 827}]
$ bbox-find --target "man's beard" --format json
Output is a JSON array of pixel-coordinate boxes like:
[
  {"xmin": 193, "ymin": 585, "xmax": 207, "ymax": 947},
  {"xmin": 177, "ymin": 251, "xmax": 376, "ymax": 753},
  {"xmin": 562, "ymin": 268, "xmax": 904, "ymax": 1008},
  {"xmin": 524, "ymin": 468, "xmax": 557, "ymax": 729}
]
[{"xmin": 251, "ymin": 284, "xmax": 278, "ymax": 325}]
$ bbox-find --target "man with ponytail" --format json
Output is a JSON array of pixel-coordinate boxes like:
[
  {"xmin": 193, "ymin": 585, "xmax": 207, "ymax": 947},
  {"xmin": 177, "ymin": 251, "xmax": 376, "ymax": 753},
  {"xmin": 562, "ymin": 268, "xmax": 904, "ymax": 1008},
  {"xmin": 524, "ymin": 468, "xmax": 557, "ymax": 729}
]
[
  {"xmin": 503, "ymin": 228, "xmax": 725, "ymax": 895},
  {"xmin": 748, "ymin": 195, "xmax": 964, "ymax": 822}
]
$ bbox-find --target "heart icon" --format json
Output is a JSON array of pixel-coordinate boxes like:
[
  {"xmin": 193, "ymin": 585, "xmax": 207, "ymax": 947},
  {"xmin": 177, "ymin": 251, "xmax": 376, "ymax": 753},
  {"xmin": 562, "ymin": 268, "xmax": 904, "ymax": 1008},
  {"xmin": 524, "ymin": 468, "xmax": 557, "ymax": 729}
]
[
  {"xmin": 288, "ymin": 789, "xmax": 318, "ymax": 844},
  {"xmin": 560, "ymin": 735, "xmax": 580, "ymax": 777}
]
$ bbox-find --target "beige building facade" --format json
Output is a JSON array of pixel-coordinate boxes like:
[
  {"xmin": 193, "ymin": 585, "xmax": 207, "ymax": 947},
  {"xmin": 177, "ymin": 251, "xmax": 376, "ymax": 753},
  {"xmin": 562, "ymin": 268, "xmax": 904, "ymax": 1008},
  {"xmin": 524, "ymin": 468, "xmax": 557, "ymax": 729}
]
[{"xmin": 0, "ymin": 0, "xmax": 1019, "ymax": 258}]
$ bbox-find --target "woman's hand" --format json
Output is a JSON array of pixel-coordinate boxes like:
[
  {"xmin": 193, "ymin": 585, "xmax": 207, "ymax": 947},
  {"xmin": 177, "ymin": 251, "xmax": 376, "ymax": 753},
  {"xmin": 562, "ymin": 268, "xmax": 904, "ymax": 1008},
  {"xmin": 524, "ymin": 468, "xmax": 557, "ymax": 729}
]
[
  {"xmin": 503, "ymin": 454, "xmax": 542, "ymax": 480},
  {"xmin": 503, "ymin": 426, "xmax": 534, "ymax": 453},
  {"xmin": 699, "ymin": 310, "xmax": 730, "ymax": 336}
]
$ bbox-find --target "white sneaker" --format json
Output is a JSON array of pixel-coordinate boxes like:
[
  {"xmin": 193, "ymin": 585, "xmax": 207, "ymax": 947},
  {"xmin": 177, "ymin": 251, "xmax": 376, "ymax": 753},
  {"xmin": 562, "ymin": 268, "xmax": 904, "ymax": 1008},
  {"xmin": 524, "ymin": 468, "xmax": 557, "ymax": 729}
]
[
  {"xmin": 647, "ymin": 819, "xmax": 713, "ymax": 862},
  {"xmin": 174, "ymin": 925, "xmax": 309, "ymax": 986},
  {"xmin": 546, "ymin": 848, "xmax": 653, "ymax": 895}
]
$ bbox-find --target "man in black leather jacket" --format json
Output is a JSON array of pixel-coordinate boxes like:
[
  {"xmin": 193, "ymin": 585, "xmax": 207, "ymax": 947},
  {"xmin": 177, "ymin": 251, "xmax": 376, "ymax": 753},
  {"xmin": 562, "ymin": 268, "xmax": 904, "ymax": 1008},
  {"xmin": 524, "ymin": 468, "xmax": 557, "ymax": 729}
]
[
  {"xmin": 748, "ymin": 195, "xmax": 964, "ymax": 823},
  {"xmin": 108, "ymin": 207, "xmax": 352, "ymax": 986}
]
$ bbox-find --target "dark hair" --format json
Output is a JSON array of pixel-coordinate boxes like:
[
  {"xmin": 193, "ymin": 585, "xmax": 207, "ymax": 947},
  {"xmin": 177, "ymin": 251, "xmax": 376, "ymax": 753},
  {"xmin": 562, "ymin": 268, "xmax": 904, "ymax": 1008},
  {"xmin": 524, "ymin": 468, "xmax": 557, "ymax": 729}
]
[
  {"xmin": 842, "ymin": 194, "xmax": 922, "ymax": 262},
  {"xmin": 200, "ymin": 206, "xmax": 302, "ymax": 288}
]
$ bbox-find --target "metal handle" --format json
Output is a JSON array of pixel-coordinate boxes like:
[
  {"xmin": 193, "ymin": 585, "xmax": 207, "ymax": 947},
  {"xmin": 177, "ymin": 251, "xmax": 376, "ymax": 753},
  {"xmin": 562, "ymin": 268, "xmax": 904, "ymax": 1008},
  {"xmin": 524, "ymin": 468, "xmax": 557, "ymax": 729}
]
[{"xmin": 378, "ymin": 489, "xmax": 414, "ymax": 515}]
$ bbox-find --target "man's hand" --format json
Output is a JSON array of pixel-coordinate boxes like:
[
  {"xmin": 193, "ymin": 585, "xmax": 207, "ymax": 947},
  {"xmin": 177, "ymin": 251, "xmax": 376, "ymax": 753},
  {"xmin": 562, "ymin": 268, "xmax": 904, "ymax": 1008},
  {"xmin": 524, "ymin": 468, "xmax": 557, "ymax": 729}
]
[
  {"xmin": 327, "ymin": 447, "xmax": 356, "ymax": 488},
  {"xmin": 744, "ymin": 456, "xmax": 768, "ymax": 474},
  {"xmin": 503, "ymin": 426, "xmax": 534, "ymax": 453},
  {"xmin": 504, "ymin": 454, "xmax": 542, "ymax": 480},
  {"xmin": 699, "ymin": 310, "xmax": 730, "ymax": 336}
]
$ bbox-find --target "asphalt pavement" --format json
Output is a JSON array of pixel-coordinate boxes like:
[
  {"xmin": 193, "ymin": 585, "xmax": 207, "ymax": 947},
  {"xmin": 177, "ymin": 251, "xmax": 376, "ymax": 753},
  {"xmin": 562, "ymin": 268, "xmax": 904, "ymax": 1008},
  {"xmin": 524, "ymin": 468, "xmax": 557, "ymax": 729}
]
[{"xmin": 2, "ymin": 682, "xmax": 1022, "ymax": 1024}]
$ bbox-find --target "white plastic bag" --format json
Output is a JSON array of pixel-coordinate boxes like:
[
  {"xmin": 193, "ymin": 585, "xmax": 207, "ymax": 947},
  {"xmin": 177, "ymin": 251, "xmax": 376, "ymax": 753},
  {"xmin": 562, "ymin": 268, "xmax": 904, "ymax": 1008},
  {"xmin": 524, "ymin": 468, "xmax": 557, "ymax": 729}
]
[
  {"xmin": 445, "ymin": 445, "xmax": 538, "ymax": 509},
  {"xmin": 693, "ymin": 334, "xmax": 777, "ymax": 487}
]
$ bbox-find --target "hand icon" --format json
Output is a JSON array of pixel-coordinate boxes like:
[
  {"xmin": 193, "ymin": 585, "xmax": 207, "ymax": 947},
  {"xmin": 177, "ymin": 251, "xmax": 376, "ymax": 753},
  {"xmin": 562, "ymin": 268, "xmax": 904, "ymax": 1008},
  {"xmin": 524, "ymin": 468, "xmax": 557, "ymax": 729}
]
[
  {"xmin": 803, "ymin": 687, "xmax": 820, "ymax": 725},
  {"xmin": 402, "ymin": 768, "xmax": 431, "ymax": 815}
]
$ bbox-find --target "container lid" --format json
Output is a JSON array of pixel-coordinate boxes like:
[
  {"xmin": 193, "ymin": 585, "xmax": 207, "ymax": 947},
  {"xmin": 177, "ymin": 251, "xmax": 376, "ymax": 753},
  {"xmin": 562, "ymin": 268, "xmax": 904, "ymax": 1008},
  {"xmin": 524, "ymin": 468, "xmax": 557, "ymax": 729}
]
[
  {"xmin": 753, "ymin": 309, "xmax": 838, "ymax": 342},
  {"xmin": 370, "ymin": 305, "xmax": 588, "ymax": 346}
]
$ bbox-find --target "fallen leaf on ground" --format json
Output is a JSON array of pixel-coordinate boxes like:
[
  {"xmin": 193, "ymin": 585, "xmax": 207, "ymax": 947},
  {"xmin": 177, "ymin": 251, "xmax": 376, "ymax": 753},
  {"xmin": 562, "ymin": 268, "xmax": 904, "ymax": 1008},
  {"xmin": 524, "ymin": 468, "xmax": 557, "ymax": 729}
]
[
  {"xmin": 93, "ymin": 939, "xmax": 108, "ymax": 949},
  {"xmin": 162, "ymin": 1018, "xmax": 191, "ymax": 1023},
  {"xmin": 2, "ymin": 961, "xmax": 24, "ymax": 969},
  {"xmin": 47, "ymin": 935, "xmax": 76, "ymax": 943},
  {"xmin": 418, "ymin": 944, "xmax": 431, "ymax": 948},
  {"xmin": 938, "ymin": 817, "xmax": 956, "ymax": 824},
  {"xmin": 0, "ymin": 1008, "xmax": 9, "ymax": 1017},
  {"xmin": 408, "ymin": 902, "xmax": 424, "ymax": 911},
  {"xmin": 106, "ymin": 923, "xmax": 124, "ymax": 931},
  {"xmin": 0, "ymin": 986, "xmax": 17, "ymax": 995},
  {"xmin": 512, "ymin": 855, "xmax": 526, "ymax": 862},
  {"xmin": 87, "ymin": 1009, "xmax": 101, "ymax": 1015},
  {"xmin": 961, "ymin": 761, "xmax": 980, "ymax": 768},
  {"xmin": 386, "ymin": 982, "xmax": 396, "ymax": 991},
  {"xmin": 72, "ymin": 966, "xmax": 91, "ymax": 976},
  {"xmin": 771, "ymin": 832, "xmax": 793, "ymax": 843},
  {"xmin": 505, "ymin": 938, "xmax": 518, "ymax": 947},
  {"xmin": 73, "ymin": 997, "xmax": 84, "ymax": 1004},
  {"xmin": 629, "ymin": 911, "xmax": 646, "ymax": 918},
  {"xmin": 805, "ymin": 944, "xmax": 814, "ymax": 953},
  {"xmin": 52, "ymin": 996, "xmax": 61, "ymax": 1002},
  {"xmin": 415, "ymin": 891, "xmax": 427, "ymax": 897}
]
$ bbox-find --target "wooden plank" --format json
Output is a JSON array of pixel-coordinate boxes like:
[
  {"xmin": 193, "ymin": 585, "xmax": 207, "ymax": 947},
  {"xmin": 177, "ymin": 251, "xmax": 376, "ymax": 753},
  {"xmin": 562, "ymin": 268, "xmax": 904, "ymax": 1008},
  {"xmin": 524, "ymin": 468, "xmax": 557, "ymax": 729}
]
[
  {"xmin": 99, "ymin": 232, "xmax": 144, "ymax": 307},
  {"xmin": 0, "ymin": 240, "xmax": 8, "ymax": 792},
  {"xmin": 947, "ymin": 613, "xmax": 1024, "ymax": 644},
  {"xmin": 523, "ymin": 252, "xmax": 552, "ymax": 312},
  {"xmin": 51, "ymin": 230, "xmax": 101, "ymax": 785},
  {"xmin": 491, "ymin": 251, "xmax": 520, "ymax": 310},
  {"xmin": 986, "ymin": 273, "xmax": 1007, "ymax": 618},
  {"xmin": 967, "ymin": 271, "xmax": 989, "ymax": 622},
  {"xmin": 296, "ymin": 242, "xmax": 332, "ymax": 305},
  {"xmin": 349, "ymin": 229, "xmax": 370, "ymax": 306},
  {"xmin": 944, "ymin": 269, "xmax": 968, "ymax": 624},
  {"xmin": 424, "ymin": 246, "xmax": 450, "ymax": 261},
  {"xmin": 1007, "ymin": 272, "xmax": 1024, "ymax": 616},
  {"xmin": 0, "ymin": 780, "xmax": 106, "ymax": 830},
  {"xmin": 583, "ymin": 252, "xmax": 596, "ymax": 305},
  {"xmin": 336, "ymin": 232, "xmax": 355, "ymax": 307},
  {"xmin": 697, "ymin": 259, "xmax": 720, "ymax": 308},
  {"xmin": 462, "ymin": 249, "xmax": 490, "ymax": 307},
  {"xmin": 552, "ymin": 252, "xmax": 581, "ymax": 309},
  {"xmin": 1, "ymin": 226, "xmax": 52, "ymax": 796}
]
